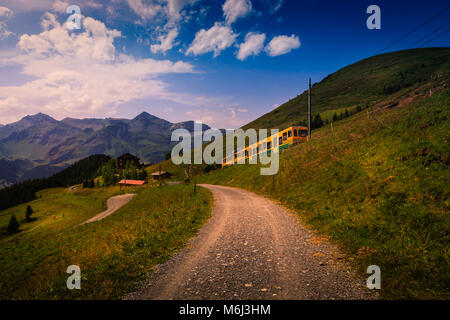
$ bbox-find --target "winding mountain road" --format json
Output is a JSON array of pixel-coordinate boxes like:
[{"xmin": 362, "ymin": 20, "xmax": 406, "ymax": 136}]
[
  {"xmin": 125, "ymin": 185, "xmax": 375, "ymax": 300},
  {"xmin": 80, "ymin": 193, "xmax": 136, "ymax": 225}
]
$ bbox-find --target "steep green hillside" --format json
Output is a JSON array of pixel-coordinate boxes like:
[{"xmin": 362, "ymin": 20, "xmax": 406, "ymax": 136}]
[
  {"xmin": 244, "ymin": 48, "xmax": 450, "ymax": 130},
  {"xmin": 198, "ymin": 88, "xmax": 450, "ymax": 299}
]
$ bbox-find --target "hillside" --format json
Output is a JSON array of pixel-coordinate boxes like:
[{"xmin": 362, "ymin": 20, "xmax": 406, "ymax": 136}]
[
  {"xmin": 0, "ymin": 184, "xmax": 211, "ymax": 299},
  {"xmin": 0, "ymin": 154, "xmax": 112, "ymax": 211},
  {"xmin": 0, "ymin": 112, "xmax": 210, "ymax": 185},
  {"xmin": 198, "ymin": 86, "xmax": 450, "ymax": 299},
  {"xmin": 244, "ymin": 48, "xmax": 450, "ymax": 130}
]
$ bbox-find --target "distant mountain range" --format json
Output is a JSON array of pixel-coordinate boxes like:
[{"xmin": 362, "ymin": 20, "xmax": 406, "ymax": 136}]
[{"xmin": 0, "ymin": 112, "xmax": 210, "ymax": 187}]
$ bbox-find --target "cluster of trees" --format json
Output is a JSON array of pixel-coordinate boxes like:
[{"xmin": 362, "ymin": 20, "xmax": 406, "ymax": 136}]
[
  {"xmin": 0, "ymin": 155, "xmax": 112, "ymax": 211},
  {"xmin": 100, "ymin": 159, "xmax": 118, "ymax": 186},
  {"xmin": 311, "ymin": 105, "xmax": 369, "ymax": 131},
  {"xmin": 6, "ymin": 205, "xmax": 35, "ymax": 234},
  {"xmin": 331, "ymin": 105, "xmax": 369, "ymax": 123},
  {"xmin": 82, "ymin": 179, "xmax": 96, "ymax": 188},
  {"xmin": 121, "ymin": 161, "xmax": 148, "ymax": 181},
  {"xmin": 332, "ymin": 109, "xmax": 350, "ymax": 122},
  {"xmin": 311, "ymin": 114, "xmax": 324, "ymax": 129},
  {"xmin": 97, "ymin": 159, "xmax": 148, "ymax": 187}
]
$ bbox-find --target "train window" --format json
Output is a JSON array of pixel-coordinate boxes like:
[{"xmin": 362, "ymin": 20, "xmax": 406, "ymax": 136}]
[
  {"xmin": 300, "ymin": 130, "xmax": 308, "ymax": 137},
  {"xmin": 283, "ymin": 132, "xmax": 287, "ymax": 140},
  {"xmin": 267, "ymin": 141, "xmax": 271, "ymax": 149},
  {"xmin": 279, "ymin": 137, "xmax": 283, "ymax": 145},
  {"xmin": 288, "ymin": 130, "xmax": 292, "ymax": 137},
  {"xmin": 273, "ymin": 138, "xmax": 277, "ymax": 147},
  {"xmin": 253, "ymin": 148, "xmax": 256, "ymax": 154},
  {"xmin": 294, "ymin": 129, "xmax": 298, "ymax": 136},
  {"xmin": 263, "ymin": 142, "xmax": 266, "ymax": 149}
]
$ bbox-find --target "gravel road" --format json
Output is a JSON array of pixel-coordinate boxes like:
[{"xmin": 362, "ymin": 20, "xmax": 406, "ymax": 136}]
[
  {"xmin": 80, "ymin": 193, "xmax": 136, "ymax": 225},
  {"xmin": 125, "ymin": 185, "xmax": 375, "ymax": 300}
]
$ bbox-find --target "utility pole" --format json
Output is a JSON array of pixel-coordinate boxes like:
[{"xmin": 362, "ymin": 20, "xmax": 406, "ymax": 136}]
[{"xmin": 308, "ymin": 77, "xmax": 312, "ymax": 141}]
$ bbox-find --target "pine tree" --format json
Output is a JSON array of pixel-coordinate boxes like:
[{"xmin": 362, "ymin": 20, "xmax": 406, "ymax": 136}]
[
  {"xmin": 25, "ymin": 205, "xmax": 34, "ymax": 222},
  {"xmin": 7, "ymin": 215, "xmax": 19, "ymax": 234},
  {"xmin": 332, "ymin": 113, "xmax": 338, "ymax": 122},
  {"xmin": 312, "ymin": 114, "xmax": 324, "ymax": 129}
]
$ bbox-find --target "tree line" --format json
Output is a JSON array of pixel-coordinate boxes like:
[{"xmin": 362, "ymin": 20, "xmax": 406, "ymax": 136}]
[{"xmin": 0, "ymin": 155, "xmax": 111, "ymax": 211}]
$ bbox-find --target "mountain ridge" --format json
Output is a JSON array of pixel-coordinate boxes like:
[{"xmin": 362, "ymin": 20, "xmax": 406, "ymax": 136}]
[{"xmin": 0, "ymin": 111, "xmax": 211, "ymax": 185}]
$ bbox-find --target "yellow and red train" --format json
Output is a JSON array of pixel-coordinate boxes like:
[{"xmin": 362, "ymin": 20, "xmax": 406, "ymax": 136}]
[{"xmin": 222, "ymin": 126, "xmax": 308, "ymax": 167}]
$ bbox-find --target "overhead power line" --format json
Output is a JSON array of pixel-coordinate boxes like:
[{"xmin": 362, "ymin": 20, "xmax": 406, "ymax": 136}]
[
  {"xmin": 408, "ymin": 21, "xmax": 450, "ymax": 48},
  {"xmin": 418, "ymin": 26, "xmax": 450, "ymax": 47},
  {"xmin": 376, "ymin": 5, "xmax": 450, "ymax": 55}
]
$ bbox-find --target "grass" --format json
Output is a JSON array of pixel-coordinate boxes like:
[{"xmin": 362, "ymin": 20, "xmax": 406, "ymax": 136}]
[
  {"xmin": 198, "ymin": 88, "xmax": 450, "ymax": 299},
  {"xmin": 0, "ymin": 184, "xmax": 212, "ymax": 299},
  {"xmin": 244, "ymin": 48, "xmax": 450, "ymax": 130}
]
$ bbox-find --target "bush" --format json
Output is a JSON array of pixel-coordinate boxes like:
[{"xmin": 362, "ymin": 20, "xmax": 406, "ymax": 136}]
[{"xmin": 7, "ymin": 215, "xmax": 19, "ymax": 234}]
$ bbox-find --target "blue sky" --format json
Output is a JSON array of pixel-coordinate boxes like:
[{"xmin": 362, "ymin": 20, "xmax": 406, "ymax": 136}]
[{"xmin": 0, "ymin": 0, "xmax": 448, "ymax": 128}]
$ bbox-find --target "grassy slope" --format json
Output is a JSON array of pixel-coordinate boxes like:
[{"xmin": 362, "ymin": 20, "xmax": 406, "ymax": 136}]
[
  {"xmin": 0, "ymin": 184, "xmax": 211, "ymax": 299},
  {"xmin": 244, "ymin": 48, "xmax": 450, "ymax": 130},
  {"xmin": 198, "ymin": 89, "xmax": 450, "ymax": 299}
]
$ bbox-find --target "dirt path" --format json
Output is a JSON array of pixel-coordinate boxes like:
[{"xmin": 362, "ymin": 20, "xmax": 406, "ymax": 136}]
[
  {"xmin": 79, "ymin": 193, "xmax": 136, "ymax": 225},
  {"xmin": 125, "ymin": 185, "xmax": 375, "ymax": 300}
]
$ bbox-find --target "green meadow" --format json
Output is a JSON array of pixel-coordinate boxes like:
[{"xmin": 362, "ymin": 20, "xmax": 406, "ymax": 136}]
[
  {"xmin": 0, "ymin": 184, "xmax": 211, "ymax": 299},
  {"xmin": 198, "ymin": 89, "xmax": 450, "ymax": 299}
]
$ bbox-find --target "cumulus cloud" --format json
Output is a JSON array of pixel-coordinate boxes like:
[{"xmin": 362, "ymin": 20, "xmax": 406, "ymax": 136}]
[
  {"xmin": 186, "ymin": 22, "xmax": 237, "ymax": 57},
  {"xmin": 0, "ymin": 13, "xmax": 197, "ymax": 123},
  {"xmin": 150, "ymin": 28, "xmax": 179, "ymax": 54},
  {"xmin": 265, "ymin": 34, "xmax": 300, "ymax": 57},
  {"xmin": 223, "ymin": 0, "xmax": 252, "ymax": 25},
  {"xmin": 237, "ymin": 32, "xmax": 265, "ymax": 60},
  {"xmin": 126, "ymin": 0, "xmax": 199, "ymax": 53}
]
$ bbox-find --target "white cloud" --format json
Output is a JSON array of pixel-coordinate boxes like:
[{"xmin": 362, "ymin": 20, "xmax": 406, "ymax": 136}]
[
  {"xmin": 52, "ymin": 0, "xmax": 69, "ymax": 13},
  {"xmin": 150, "ymin": 28, "xmax": 179, "ymax": 54},
  {"xmin": 0, "ymin": 6, "xmax": 13, "ymax": 19},
  {"xmin": 0, "ymin": 13, "xmax": 197, "ymax": 123},
  {"xmin": 126, "ymin": 0, "xmax": 163, "ymax": 20},
  {"xmin": 265, "ymin": 34, "xmax": 300, "ymax": 57},
  {"xmin": 186, "ymin": 22, "xmax": 237, "ymax": 57},
  {"xmin": 0, "ymin": 22, "xmax": 13, "ymax": 39},
  {"xmin": 237, "ymin": 32, "xmax": 265, "ymax": 60},
  {"xmin": 183, "ymin": 107, "xmax": 248, "ymax": 128},
  {"xmin": 125, "ymin": 0, "xmax": 198, "ymax": 23},
  {"xmin": 1, "ymin": 0, "xmax": 101, "ymax": 13},
  {"xmin": 0, "ymin": 6, "xmax": 13, "ymax": 39},
  {"xmin": 166, "ymin": 0, "xmax": 198, "ymax": 23},
  {"xmin": 223, "ymin": 0, "xmax": 252, "ymax": 25},
  {"xmin": 125, "ymin": 0, "xmax": 199, "ymax": 53},
  {"xmin": 269, "ymin": 0, "xmax": 284, "ymax": 13}
]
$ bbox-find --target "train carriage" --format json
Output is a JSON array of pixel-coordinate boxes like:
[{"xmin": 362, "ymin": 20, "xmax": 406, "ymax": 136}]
[{"xmin": 222, "ymin": 126, "xmax": 308, "ymax": 167}]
